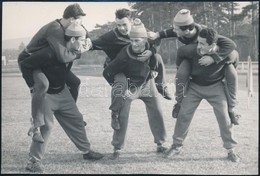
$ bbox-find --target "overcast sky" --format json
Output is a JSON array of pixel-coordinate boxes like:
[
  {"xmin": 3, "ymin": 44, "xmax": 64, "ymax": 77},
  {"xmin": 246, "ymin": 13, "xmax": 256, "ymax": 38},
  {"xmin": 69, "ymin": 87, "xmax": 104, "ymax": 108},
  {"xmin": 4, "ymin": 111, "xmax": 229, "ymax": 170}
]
[
  {"xmin": 2, "ymin": 2, "xmax": 130, "ymax": 40},
  {"xmin": 2, "ymin": 1, "xmax": 251, "ymax": 40}
]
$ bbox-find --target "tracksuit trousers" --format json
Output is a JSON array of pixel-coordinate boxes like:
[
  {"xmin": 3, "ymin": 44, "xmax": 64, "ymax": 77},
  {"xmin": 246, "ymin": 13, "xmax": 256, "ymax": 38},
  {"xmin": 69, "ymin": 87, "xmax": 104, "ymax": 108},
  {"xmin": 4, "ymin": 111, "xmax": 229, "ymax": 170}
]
[
  {"xmin": 29, "ymin": 86, "xmax": 90, "ymax": 162},
  {"xmin": 111, "ymin": 79, "xmax": 166, "ymax": 150},
  {"xmin": 172, "ymin": 81, "xmax": 238, "ymax": 149}
]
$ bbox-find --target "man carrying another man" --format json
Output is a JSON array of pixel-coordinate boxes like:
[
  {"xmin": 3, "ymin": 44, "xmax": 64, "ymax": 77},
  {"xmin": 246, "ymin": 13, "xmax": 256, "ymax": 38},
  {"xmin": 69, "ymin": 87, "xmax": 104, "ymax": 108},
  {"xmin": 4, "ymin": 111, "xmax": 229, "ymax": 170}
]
[{"xmin": 103, "ymin": 19, "xmax": 167, "ymax": 160}]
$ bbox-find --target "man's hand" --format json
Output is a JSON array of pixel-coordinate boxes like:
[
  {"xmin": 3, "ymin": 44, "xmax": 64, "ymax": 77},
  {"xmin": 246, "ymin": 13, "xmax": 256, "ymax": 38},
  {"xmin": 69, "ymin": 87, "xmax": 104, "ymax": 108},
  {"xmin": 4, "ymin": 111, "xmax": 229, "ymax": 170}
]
[
  {"xmin": 150, "ymin": 70, "xmax": 158, "ymax": 79},
  {"xmin": 137, "ymin": 50, "xmax": 152, "ymax": 62},
  {"xmin": 147, "ymin": 31, "xmax": 159, "ymax": 40},
  {"xmin": 198, "ymin": 55, "xmax": 215, "ymax": 66},
  {"xmin": 81, "ymin": 38, "xmax": 92, "ymax": 53}
]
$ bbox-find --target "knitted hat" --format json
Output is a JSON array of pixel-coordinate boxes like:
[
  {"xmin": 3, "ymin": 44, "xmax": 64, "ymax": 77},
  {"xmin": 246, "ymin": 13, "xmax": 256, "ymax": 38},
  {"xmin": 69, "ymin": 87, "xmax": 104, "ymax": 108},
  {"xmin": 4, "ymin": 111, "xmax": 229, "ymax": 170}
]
[
  {"xmin": 129, "ymin": 18, "xmax": 147, "ymax": 38},
  {"xmin": 63, "ymin": 3, "xmax": 86, "ymax": 19},
  {"xmin": 173, "ymin": 9, "xmax": 194, "ymax": 26},
  {"xmin": 65, "ymin": 23, "xmax": 86, "ymax": 37}
]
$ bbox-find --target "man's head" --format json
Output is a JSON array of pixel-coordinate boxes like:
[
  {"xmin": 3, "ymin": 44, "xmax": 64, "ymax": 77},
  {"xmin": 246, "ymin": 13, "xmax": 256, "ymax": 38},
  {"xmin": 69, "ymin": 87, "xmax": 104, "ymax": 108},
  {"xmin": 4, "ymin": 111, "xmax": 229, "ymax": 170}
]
[
  {"xmin": 129, "ymin": 19, "xmax": 147, "ymax": 54},
  {"xmin": 197, "ymin": 28, "xmax": 218, "ymax": 55},
  {"xmin": 63, "ymin": 3, "xmax": 86, "ymax": 25},
  {"xmin": 115, "ymin": 8, "xmax": 132, "ymax": 36},
  {"xmin": 65, "ymin": 23, "xmax": 87, "ymax": 51},
  {"xmin": 173, "ymin": 9, "xmax": 195, "ymax": 37}
]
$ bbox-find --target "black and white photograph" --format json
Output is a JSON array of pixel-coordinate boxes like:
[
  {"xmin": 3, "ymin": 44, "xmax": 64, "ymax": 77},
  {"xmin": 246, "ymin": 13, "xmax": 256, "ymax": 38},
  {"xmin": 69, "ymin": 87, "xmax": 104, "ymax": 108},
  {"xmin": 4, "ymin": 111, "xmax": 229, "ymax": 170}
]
[{"xmin": 1, "ymin": 1, "xmax": 259, "ymax": 174}]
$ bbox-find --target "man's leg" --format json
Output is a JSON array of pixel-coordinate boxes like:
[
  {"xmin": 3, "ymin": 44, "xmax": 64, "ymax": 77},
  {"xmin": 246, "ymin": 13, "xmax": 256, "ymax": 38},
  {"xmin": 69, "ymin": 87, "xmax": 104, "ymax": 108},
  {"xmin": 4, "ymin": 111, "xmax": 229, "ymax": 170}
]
[
  {"xmin": 26, "ymin": 95, "xmax": 54, "ymax": 173},
  {"xmin": 153, "ymin": 54, "xmax": 173, "ymax": 100},
  {"xmin": 111, "ymin": 96, "xmax": 133, "ymax": 159},
  {"xmin": 223, "ymin": 50, "xmax": 241, "ymax": 125},
  {"xmin": 139, "ymin": 79, "xmax": 167, "ymax": 152},
  {"xmin": 52, "ymin": 87, "xmax": 103, "ymax": 160},
  {"xmin": 165, "ymin": 82, "xmax": 202, "ymax": 157},
  {"xmin": 109, "ymin": 73, "xmax": 128, "ymax": 130},
  {"xmin": 172, "ymin": 59, "xmax": 191, "ymax": 118},
  {"xmin": 66, "ymin": 71, "xmax": 81, "ymax": 102},
  {"xmin": 28, "ymin": 69, "xmax": 49, "ymax": 143},
  {"xmin": 206, "ymin": 81, "xmax": 239, "ymax": 162}
]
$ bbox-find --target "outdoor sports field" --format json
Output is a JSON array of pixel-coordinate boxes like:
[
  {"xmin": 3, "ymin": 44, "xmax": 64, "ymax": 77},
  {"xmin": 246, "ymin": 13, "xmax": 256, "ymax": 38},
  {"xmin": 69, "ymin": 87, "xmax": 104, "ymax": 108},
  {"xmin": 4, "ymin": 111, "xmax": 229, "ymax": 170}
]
[{"xmin": 1, "ymin": 68, "xmax": 258, "ymax": 174}]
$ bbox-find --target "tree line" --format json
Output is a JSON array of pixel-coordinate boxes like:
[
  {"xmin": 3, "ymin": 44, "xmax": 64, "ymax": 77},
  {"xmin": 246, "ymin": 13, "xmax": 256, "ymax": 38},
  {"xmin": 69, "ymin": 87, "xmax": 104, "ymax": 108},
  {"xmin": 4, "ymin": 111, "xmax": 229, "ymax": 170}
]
[{"xmin": 3, "ymin": 2, "xmax": 259, "ymax": 65}]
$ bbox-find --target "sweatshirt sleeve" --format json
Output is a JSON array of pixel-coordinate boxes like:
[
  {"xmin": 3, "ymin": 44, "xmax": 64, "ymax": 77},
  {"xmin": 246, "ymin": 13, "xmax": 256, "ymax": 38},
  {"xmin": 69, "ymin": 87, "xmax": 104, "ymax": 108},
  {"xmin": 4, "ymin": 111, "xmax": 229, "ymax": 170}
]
[
  {"xmin": 46, "ymin": 25, "xmax": 81, "ymax": 63},
  {"xmin": 91, "ymin": 31, "xmax": 116, "ymax": 50},
  {"xmin": 103, "ymin": 50, "xmax": 127, "ymax": 85},
  {"xmin": 158, "ymin": 28, "xmax": 178, "ymax": 39},
  {"xmin": 211, "ymin": 35, "xmax": 237, "ymax": 63}
]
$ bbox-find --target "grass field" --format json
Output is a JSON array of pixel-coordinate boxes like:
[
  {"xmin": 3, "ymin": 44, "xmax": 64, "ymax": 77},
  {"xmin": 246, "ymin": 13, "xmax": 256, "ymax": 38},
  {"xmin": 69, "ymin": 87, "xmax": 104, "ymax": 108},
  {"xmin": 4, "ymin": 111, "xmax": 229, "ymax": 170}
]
[{"xmin": 1, "ymin": 69, "xmax": 259, "ymax": 174}]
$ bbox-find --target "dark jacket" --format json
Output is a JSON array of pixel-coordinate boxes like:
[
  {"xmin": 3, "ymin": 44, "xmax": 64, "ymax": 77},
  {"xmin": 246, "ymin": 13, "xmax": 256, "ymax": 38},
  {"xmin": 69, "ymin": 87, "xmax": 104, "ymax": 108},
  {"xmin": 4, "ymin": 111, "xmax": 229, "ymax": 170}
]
[
  {"xmin": 20, "ymin": 47, "xmax": 72, "ymax": 94},
  {"xmin": 158, "ymin": 23, "xmax": 237, "ymax": 65},
  {"xmin": 91, "ymin": 28, "xmax": 160, "ymax": 69},
  {"xmin": 177, "ymin": 43, "xmax": 238, "ymax": 86},
  {"xmin": 103, "ymin": 43, "xmax": 153, "ymax": 87}
]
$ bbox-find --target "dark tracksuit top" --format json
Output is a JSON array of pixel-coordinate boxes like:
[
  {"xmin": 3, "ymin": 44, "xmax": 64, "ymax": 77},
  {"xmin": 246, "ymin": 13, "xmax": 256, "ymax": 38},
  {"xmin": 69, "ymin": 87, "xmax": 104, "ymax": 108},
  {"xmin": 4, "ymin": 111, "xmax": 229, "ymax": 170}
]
[
  {"xmin": 177, "ymin": 43, "xmax": 233, "ymax": 86},
  {"xmin": 18, "ymin": 19, "xmax": 84, "ymax": 88},
  {"xmin": 91, "ymin": 28, "xmax": 160, "ymax": 69},
  {"xmin": 20, "ymin": 46, "xmax": 72, "ymax": 94},
  {"xmin": 103, "ymin": 42, "xmax": 153, "ymax": 88},
  {"xmin": 157, "ymin": 23, "xmax": 237, "ymax": 66},
  {"xmin": 18, "ymin": 19, "xmax": 81, "ymax": 64}
]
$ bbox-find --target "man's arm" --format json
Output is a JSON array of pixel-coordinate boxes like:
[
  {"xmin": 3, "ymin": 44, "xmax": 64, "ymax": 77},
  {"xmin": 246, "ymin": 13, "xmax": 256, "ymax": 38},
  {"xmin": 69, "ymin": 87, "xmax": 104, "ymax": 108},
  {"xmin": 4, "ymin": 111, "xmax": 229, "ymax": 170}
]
[
  {"xmin": 210, "ymin": 35, "xmax": 237, "ymax": 63},
  {"xmin": 148, "ymin": 28, "xmax": 178, "ymax": 40},
  {"xmin": 46, "ymin": 25, "xmax": 81, "ymax": 63},
  {"xmin": 91, "ymin": 31, "xmax": 116, "ymax": 51}
]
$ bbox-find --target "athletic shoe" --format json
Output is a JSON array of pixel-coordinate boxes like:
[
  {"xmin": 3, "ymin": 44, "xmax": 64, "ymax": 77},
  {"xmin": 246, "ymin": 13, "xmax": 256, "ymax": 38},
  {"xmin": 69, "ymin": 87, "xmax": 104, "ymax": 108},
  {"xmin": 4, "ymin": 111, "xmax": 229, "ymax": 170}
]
[
  {"xmin": 32, "ymin": 130, "xmax": 44, "ymax": 143},
  {"xmin": 157, "ymin": 145, "xmax": 168, "ymax": 153},
  {"xmin": 25, "ymin": 160, "xmax": 43, "ymax": 173},
  {"xmin": 83, "ymin": 150, "xmax": 104, "ymax": 160},
  {"xmin": 229, "ymin": 111, "xmax": 241, "ymax": 125},
  {"xmin": 172, "ymin": 103, "xmax": 181, "ymax": 118},
  {"xmin": 111, "ymin": 112, "xmax": 120, "ymax": 130},
  {"xmin": 110, "ymin": 150, "xmax": 120, "ymax": 160},
  {"xmin": 164, "ymin": 144, "xmax": 183, "ymax": 158},
  {"xmin": 227, "ymin": 151, "xmax": 241, "ymax": 162}
]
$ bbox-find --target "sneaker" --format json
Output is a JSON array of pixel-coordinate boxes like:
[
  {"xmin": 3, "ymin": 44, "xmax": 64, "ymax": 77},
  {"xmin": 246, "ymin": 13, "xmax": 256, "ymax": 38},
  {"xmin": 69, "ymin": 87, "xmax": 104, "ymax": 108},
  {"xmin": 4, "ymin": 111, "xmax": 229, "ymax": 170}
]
[
  {"xmin": 172, "ymin": 103, "xmax": 181, "ymax": 118},
  {"xmin": 227, "ymin": 151, "xmax": 241, "ymax": 162},
  {"xmin": 25, "ymin": 160, "xmax": 43, "ymax": 173},
  {"xmin": 111, "ymin": 112, "xmax": 120, "ymax": 130},
  {"xmin": 157, "ymin": 145, "xmax": 168, "ymax": 153},
  {"xmin": 32, "ymin": 130, "xmax": 44, "ymax": 143},
  {"xmin": 229, "ymin": 111, "xmax": 241, "ymax": 125},
  {"xmin": 109, "ymin": 150, "xmax": 120, "ymax": 160},
  {"xmin": 83, "ymin": 150, "xmax": 104, "ymax": 160},
  {"xmin": 27, "ymin": 126, "xmax": 34, "ymax": 137},
  {"xmin": 164, "ymin": 144, "xmax": 183, "ymax": 158}
]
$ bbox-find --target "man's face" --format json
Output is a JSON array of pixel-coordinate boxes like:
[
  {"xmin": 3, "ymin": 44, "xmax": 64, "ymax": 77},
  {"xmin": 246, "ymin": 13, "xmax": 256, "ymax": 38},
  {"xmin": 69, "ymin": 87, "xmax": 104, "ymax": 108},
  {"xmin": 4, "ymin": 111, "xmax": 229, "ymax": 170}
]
[
  {"xmin": 115, "ymin": 17, "xmax": 131, "ymax": 36},
  {"xmin": 197, "ymin": 36, "xmax": 214, "ymax": 55},
  {"xmin": 130, "ymin": 37, "xmax": 147, "ymax": 53},
  {"xmin": 173, "ymin": 24, "xmax": 191, "ymax": 37},
  {"xmin": 70, "ymin": 36, "xmax": 86, "ymax": 51}
]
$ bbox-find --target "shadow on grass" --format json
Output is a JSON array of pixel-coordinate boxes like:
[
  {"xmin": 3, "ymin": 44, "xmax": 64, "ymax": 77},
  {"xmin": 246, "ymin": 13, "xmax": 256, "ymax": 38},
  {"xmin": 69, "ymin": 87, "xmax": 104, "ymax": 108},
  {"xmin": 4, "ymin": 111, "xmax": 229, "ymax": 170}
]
[{"xmin": 46, "ymin": 150, "xmax": 229, "ymax": 165}]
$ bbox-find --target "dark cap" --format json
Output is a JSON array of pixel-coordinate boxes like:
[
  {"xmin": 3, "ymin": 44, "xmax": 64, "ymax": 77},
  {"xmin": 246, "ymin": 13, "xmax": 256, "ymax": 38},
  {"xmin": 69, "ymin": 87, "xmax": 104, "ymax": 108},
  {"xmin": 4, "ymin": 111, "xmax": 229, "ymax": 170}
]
[{"xmin": 63, "ymin": 3, "xmax": 86, "ymax": 19}]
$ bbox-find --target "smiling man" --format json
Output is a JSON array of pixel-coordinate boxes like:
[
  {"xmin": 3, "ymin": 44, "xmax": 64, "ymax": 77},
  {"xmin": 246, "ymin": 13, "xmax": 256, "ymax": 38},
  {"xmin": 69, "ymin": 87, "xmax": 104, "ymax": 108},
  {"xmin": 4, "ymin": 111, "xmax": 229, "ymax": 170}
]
[
  {"xmin": 103, "ymin": 19, "xmax": 167, "ymax": 160},
  {"xmin": 164, "ymin": 28, "xmax": 240, "ymax": 163},
  {"xmin": 89, "ymin": 8, "xmax": 172, "ymax": 130}
]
